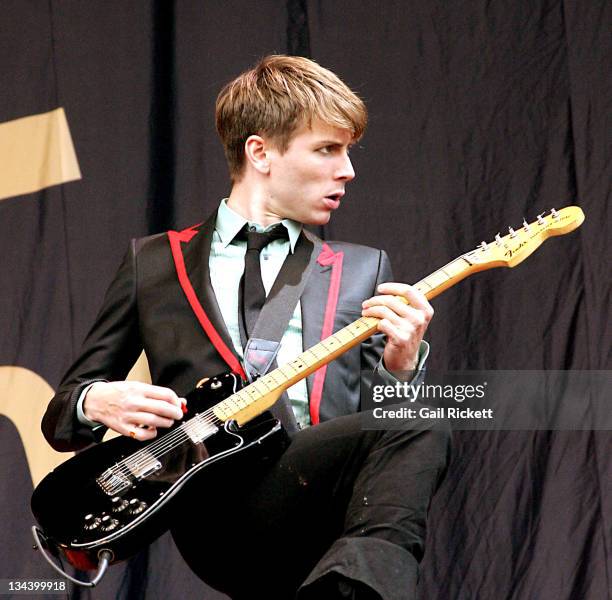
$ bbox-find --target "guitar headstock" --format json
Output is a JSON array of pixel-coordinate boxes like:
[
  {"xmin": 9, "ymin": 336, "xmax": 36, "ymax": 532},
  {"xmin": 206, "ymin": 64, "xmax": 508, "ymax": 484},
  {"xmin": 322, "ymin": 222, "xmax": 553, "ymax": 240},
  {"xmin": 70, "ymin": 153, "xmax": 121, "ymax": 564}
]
[{"xmin": 463, "ymin": 206, "xmax": 585, "ymax": 269}]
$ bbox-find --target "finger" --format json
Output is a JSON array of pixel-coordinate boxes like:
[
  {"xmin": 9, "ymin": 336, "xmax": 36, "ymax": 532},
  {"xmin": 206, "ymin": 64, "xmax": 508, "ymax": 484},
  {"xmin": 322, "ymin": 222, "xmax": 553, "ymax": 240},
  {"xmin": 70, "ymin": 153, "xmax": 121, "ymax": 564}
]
[
  {"xmin": 375, "ymin": 283, "xmax": 432, "ymax": 312},
  {"xmin": 362, "ymin": 303, "xmax": 406, "ymax": 327},
  {"xmin": 363, "ymin": 303, "xmax": 428, "ymax": 329},
  {"xmin": 363, "ymin": 295, "xmax": 412, "ymax": 318},
  {"xmin": 123, "ymin": 423, "xmax": 158, "ymax": 441},
  {"xmin": 364, "ymin": 293, "xmax": 433, "ymax": 321},
  {"xmin": 129, "ymin": 382, "xmax": 182, "ymax": 407},
  {"xmin": 129, "ymin": 411, "xmax": 175, "ymax": 429},
  {"xmin": 135, "ymin": 398, "xmax": 184, "ymax": 421}
]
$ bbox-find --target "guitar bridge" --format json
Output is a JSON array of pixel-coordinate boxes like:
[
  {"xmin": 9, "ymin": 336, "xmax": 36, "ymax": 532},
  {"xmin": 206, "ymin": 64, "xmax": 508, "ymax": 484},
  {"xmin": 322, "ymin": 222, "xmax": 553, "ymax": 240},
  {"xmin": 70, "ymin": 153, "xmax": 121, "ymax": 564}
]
[
  {"xmin": 96, "ymin": 452, "xmax": 162, "ymax": 496},
  {"xmin": 96, "ymin": 467, "xmax": 132, "ymax": 496}
]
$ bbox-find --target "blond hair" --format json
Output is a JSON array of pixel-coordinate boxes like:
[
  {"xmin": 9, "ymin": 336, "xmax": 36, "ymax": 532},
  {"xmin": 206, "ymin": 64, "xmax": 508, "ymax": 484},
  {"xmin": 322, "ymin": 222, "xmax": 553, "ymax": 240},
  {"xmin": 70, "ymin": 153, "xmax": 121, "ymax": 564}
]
[{"xmin": 215, "ymin": 55, "xmax": 367, "ymax": 181}]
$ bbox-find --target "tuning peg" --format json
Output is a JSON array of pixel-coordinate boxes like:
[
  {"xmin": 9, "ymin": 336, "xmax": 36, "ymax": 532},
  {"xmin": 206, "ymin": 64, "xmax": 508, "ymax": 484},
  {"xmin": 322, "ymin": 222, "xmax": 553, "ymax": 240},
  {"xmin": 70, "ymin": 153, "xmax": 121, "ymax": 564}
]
[
  {"xmin": 551, "ymin": 208, "xmax": 559, "ymax": 220},
  {"xmin": 523, "ymin": 218, "xmax": 531, "ymax": 232},
  {"xmin": 508, "ymin": 226, "xmax": 517, "ymax": 238},
  {"xmin": 495, "ymin": 233, "xmax": 502, "ymax": 246},
  {"xmin": 537, "ymin": 213, "xmax": 546, "ymax": 225},
  {"xmin": 479, "ymin": 241, "xmax": 487, "ymax": 251}
]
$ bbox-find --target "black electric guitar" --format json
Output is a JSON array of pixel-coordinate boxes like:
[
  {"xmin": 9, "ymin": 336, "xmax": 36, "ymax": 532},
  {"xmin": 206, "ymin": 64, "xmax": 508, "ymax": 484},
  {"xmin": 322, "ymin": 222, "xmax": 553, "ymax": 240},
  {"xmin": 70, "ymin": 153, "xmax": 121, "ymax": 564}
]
[{"xmin": 31, "ymin": 207, "xmax": 584, "ymax": 585}]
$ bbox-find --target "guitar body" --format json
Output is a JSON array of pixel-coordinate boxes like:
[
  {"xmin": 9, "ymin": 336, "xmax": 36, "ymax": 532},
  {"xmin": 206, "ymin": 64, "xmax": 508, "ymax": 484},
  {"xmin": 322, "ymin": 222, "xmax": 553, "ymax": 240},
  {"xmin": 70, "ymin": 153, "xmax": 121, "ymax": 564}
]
[{"xmin": 31, "ymin": 372, "xmax": 289, "ymax": 570}]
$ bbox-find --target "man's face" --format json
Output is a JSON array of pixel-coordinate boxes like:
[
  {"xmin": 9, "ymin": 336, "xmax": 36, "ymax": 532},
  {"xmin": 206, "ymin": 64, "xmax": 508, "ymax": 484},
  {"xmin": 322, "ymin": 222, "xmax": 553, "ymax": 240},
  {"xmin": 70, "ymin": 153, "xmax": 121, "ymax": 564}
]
[{"xmin": 263, "ymin": 121, "xmax": 355, "ymax": 225}]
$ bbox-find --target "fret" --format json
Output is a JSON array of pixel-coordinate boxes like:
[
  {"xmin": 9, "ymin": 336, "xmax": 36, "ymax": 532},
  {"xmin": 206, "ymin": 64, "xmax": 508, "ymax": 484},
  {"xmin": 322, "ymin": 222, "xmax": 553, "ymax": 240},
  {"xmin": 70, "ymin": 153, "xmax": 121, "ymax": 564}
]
[
  {"xmin": 421, "ymin": 270, "xmax": 449, "ymax": 290},
  {"xmin": 420, "ymin": 259, "xmax": 469, "ymax": 292},
  {"xmin": 276, "ymin": 364, "xmax": 294, "ymax": 379},
  {"xmin": 218, "ymin": 407, "xmax": 234, "ymax": 420},
  {"xmin": 222, "ymin": 396, "xmax": 241, "ymax": 411},
  {"xmin": 319, "ymin": 337, "xmax": 339, "ymax": 352},
  {"xmin": 301, "ymin": 350, "xmax": 318, "ymax": 365},
  {"xmin": 242, "ymin": 387, "xmax": 260, "ymax": 405},
  {"xmin": 214, "ymin": 401, "xmax": 235, "ymax": 420},
  {"xmin": 345, "ymin": 324, "xmax": 362, "ymax": 337},
  {"xmin": 415, "ymin": 279, "xmax": 433, "ymax": 292},
  {"xmin": 254, "ymin": 378, "xmax": 273, "ymax": 393},
  {"xmin": 445, "ymin": 258, "xmax": 470, "ymax": 276},
  {"xmin": 283, "ymin": 362, "xmax": 301, "ymax": 375},
  {"xmin": 265, "ymin": 371, "xmax": 283, "ymax": 386},
  {"xmin": 306, "ymin": 345, "xmax": 324, "ymax": 360},
  {"xmin": 233, "ymin": 391, "xmax": 249, "ymax": 408},
  {"xmin": 334, "ymin": 327, "xmax": 354, "ymax": 344}
]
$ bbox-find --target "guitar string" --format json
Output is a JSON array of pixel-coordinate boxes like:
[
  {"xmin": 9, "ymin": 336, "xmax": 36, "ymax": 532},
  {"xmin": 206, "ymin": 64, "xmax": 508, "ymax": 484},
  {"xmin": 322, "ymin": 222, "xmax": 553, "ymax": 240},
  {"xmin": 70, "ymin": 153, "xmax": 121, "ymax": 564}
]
[
  {"xmin": 106, "ymin": 346, "xmax": 332, "ymax": 479},
  {"xmin": 101, "ymin": 314, "xmax": 415, "ymax": 480},
  {"xmin": 103, "ymin": 379, "xmax": 278, "ymax": 481},
  {"xmin": 110, "ymin": 361, "xmax": 309, "ymax": 476},
  {"xmin": 101, "ymin": 284, "xmax": 443, "ymax": 481},
  {"xmin": 106, "ymin": 409, "xmax": 223, "ymax": 477},
  {"xmin": 105, "ymin": 356, "xmax": 321, "ymax": 481},
  {"xmin": 99, "ymin": 257, "xmax": 469, "ymax": 486},
  {"xmin": 96, "ymin": 226, "xmax": 567, "ymax": 486},
  {"xmin": 112, "ymin": 227, "xmax": 583, "ymax": 478},
  {"xmin": 99, "ymin": 408, "xmax": 222, "ymax": 483},
  {"xmin": 118, "ymin": 374, "xmax": 266, "ymax": 462},
  {"xmin": 101, "ymin": 260, "xmax": 464, "ymax": 480},
  {"xmin": 99, "ymin": 233, "xmax": 566, "ymax": 486}
]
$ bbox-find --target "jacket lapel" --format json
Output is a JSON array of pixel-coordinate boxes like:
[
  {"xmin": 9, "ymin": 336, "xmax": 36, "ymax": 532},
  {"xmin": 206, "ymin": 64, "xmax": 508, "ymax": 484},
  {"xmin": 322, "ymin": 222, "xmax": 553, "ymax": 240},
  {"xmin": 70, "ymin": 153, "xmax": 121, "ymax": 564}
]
[
  {"xmin": 178, "ymin": 211, "xmax": 242, "ymax": 372},
  {"xmin": 300, "ymin": 232, "xmax": 333, "ymax": 399}
]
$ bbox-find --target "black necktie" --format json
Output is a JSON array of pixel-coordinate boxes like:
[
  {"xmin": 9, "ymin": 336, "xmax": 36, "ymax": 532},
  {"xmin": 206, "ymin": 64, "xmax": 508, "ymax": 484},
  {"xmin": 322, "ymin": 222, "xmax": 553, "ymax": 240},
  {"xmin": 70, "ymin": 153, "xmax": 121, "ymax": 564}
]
[{"xmin": 238, "ymin": 224, "xmax": 289, "ymax": 343}]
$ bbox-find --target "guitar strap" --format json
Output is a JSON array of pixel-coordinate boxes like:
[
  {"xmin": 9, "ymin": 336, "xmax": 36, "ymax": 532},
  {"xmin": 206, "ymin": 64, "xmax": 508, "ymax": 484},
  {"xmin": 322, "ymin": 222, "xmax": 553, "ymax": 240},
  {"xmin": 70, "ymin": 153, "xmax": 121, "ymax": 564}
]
[{"xmin": 241, "ymin": 230, "xmax": 322, "ymax": 431}]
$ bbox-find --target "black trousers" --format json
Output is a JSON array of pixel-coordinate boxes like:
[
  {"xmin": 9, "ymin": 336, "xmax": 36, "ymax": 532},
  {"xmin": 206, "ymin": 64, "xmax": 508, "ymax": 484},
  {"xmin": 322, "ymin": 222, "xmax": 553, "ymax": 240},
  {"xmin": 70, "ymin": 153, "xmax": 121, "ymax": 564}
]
[{"xmin": 171, "ymin": 408, "xmax": 451, "ymax": 600}]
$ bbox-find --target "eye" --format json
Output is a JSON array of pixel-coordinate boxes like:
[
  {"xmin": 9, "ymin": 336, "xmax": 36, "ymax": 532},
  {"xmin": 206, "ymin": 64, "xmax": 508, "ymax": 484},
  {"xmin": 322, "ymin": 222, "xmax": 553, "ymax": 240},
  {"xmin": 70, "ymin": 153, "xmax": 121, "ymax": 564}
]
[{"xmin": 318, "ymin": 145, "xmax": 333, "ymax": 154}]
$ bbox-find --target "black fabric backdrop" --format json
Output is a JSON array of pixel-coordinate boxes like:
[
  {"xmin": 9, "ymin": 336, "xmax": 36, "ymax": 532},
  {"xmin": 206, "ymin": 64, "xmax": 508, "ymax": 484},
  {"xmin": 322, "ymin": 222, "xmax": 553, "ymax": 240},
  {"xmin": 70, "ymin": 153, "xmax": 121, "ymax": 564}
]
[{"xmin": 1, "ymin": 1, "xmax": 610, "ymax": 598}]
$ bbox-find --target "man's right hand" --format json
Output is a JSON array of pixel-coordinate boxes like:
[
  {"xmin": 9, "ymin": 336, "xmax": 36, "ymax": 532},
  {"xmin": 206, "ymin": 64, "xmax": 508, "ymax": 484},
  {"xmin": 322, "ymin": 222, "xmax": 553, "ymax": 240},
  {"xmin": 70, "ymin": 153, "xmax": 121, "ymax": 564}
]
[{"xmin": 83, "ymin": 381, "xmax": 186, "ymax": 441}]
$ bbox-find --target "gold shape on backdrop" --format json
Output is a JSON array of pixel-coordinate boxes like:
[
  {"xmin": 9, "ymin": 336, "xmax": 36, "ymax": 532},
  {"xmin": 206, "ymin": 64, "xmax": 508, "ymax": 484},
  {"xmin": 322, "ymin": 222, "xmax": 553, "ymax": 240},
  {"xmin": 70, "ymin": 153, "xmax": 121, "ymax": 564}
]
[
  {"xmin": 0, "ymin": 366, "xmax": 72, "ymax": 487},
  {"xmin": 0, "ymin": 353, "xmax": 152, "ymax": 485},
  {"xmin": 0, "ymin": 107, "xmax": 81, "ymax": 201}
]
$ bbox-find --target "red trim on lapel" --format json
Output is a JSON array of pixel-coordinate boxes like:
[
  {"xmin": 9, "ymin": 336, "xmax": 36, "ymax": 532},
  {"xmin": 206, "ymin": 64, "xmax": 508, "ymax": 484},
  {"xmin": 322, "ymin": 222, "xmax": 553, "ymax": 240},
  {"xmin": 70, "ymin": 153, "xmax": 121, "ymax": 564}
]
[
  {"xmin": 168, "ymin": 224, "xmax": 247, "ymax": 380},
  {"xmin": 310, "ymin": 242, "xmax": 344, "ymax": 425}
]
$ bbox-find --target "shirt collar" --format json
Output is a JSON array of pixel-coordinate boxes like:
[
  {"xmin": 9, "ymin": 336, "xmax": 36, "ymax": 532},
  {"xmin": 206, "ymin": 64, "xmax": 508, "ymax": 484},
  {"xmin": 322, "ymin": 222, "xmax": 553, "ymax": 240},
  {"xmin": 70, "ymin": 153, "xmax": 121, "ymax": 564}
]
[{"xmin": 215, "ymin": 198, "xmax": 302, "ymax": 252}]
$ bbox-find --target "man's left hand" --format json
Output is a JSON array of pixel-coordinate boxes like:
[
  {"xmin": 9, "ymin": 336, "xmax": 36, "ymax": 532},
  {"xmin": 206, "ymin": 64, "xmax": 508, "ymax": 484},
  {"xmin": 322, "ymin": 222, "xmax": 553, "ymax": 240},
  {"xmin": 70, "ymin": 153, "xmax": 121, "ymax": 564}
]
[{"xmin": 361, "ymin": 282, "xmax": 433, "ymax": 372}]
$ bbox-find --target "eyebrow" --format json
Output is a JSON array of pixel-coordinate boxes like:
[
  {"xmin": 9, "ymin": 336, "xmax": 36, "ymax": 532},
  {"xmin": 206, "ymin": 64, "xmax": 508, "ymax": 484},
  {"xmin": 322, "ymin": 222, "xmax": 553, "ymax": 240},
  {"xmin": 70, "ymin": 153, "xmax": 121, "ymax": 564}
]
[{"xmin": 316, "ymin": 140, "xmax": 353, "ymax": 146}]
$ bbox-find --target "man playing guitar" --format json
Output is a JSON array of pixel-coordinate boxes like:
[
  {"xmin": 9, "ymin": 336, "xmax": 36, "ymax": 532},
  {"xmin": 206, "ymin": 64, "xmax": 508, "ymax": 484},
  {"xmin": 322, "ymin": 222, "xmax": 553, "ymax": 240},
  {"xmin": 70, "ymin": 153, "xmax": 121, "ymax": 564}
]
[{"xmin": 42, "ymin": 55, "xmax": 450, "ymax": 600}]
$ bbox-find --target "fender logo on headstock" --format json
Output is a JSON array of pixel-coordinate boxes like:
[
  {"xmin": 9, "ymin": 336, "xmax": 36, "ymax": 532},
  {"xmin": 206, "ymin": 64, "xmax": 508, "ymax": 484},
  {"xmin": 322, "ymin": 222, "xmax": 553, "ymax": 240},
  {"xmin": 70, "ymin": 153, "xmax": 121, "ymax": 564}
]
[
  {"xmin": 504, "ymin": 239, "xmax": 528, "ymax": 259},
  {"xmin": 503, "ymin": 212, "xmax": 574, "ymax": 259}
]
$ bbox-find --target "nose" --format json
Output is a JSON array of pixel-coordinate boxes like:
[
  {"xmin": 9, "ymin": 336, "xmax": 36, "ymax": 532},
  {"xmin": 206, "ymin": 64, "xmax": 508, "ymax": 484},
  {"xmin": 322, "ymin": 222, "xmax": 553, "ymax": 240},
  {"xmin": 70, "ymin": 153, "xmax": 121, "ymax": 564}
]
[{"xmin": 335, "ymin": 152, "xmax": 355, "ymax": 182}]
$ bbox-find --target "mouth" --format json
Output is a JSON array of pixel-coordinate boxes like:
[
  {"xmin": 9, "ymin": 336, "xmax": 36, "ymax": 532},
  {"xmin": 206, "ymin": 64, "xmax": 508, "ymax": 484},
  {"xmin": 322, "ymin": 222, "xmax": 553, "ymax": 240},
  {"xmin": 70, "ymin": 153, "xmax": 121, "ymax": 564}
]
[{"xmin": 323, "ymin": 191, "xmax": 344, "ymax": 209}]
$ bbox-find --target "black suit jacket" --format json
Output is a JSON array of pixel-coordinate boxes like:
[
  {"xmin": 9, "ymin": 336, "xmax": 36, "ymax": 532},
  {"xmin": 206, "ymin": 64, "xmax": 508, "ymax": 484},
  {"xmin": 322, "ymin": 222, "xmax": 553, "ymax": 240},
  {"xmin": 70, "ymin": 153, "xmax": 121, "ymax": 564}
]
[{"xmin": 42, "ymin": 212, "xmax": 398, "ymax": 452}]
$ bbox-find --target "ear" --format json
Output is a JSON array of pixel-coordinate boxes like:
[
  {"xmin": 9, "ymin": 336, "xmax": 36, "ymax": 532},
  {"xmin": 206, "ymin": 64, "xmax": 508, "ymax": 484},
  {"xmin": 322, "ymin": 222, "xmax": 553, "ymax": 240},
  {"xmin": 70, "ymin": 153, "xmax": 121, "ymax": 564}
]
[{"xmin": 244, "ymin": 135, "xmax": 270, "ymax": 175}]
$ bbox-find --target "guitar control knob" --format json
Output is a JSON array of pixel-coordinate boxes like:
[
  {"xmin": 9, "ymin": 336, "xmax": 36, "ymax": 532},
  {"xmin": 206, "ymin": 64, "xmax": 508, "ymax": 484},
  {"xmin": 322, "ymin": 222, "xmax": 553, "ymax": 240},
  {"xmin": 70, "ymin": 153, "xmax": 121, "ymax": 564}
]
[
  {"xmin": 83, "ymin": 514, "xmax": 101, "ymax": 531},
  {"xmin": 111, "ymin": 496, "xmax": 129, "ymax": 513},
  {"xmin": 127, "ymin": 498, "xmax": 147, "ymax": 515},
  {"xmin": 99, "ymin": 515, "xmax": 120, "ymax": 532}
]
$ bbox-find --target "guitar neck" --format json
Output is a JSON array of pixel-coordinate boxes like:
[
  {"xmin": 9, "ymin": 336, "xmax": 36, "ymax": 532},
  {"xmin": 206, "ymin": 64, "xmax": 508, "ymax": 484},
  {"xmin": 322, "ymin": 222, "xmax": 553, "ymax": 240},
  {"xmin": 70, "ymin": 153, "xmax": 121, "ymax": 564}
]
[
  {"xmin": 212, "ymin": 206, "xmax": 584, "ymax": 425},
  {"xmin": 212, "ymin": 255, "xmax": 476, "ymax": 425},
  {"xmin": 211, "ymin": 204, "xmax": 584, "ymax": 425}
]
